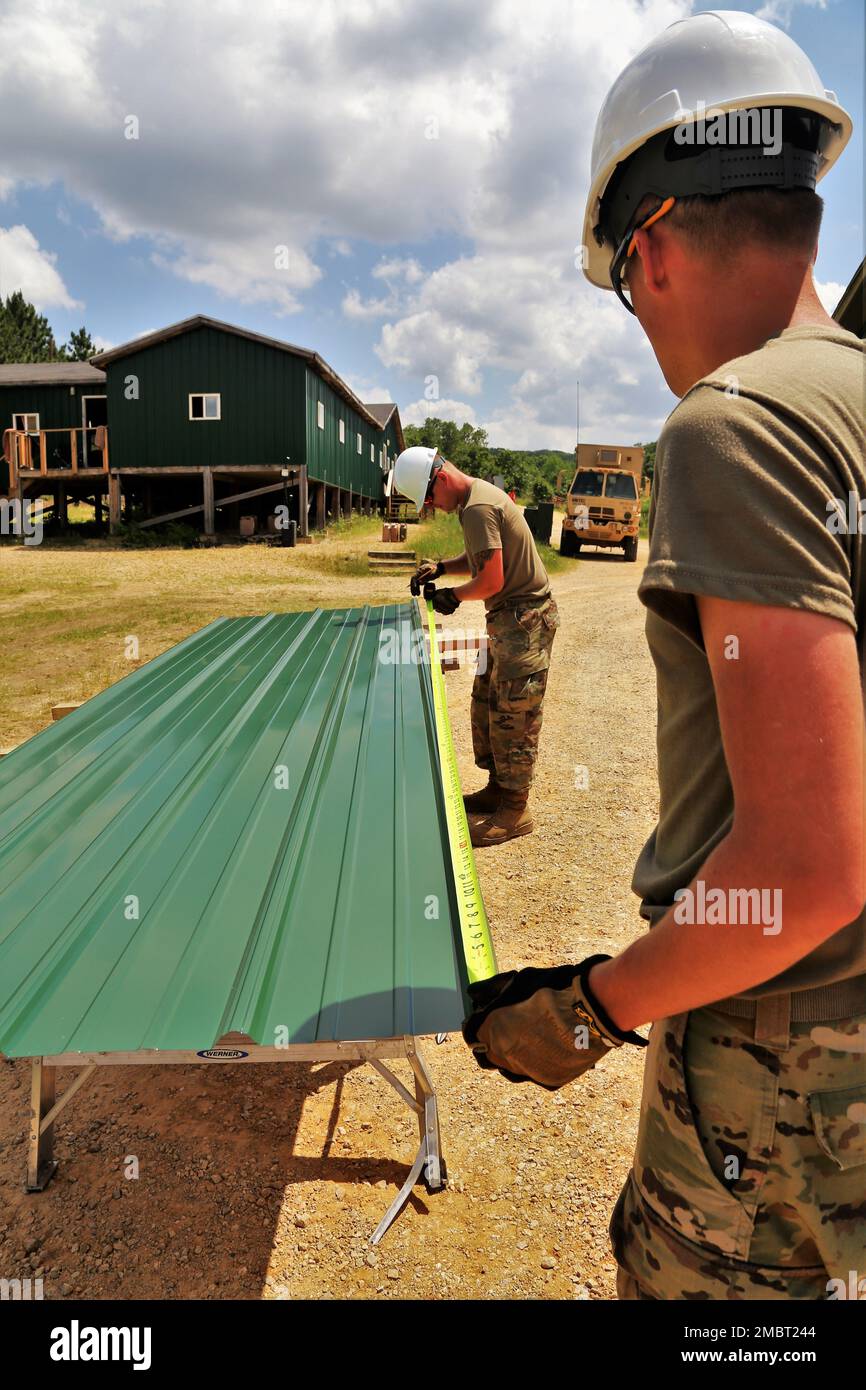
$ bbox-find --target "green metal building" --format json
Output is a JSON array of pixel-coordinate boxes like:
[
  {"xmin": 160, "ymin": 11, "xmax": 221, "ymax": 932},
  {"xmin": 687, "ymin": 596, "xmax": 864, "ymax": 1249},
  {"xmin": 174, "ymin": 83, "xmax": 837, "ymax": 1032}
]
[
  {"xmin": 89, "ymin": 316, "xmax": 404, "ymax": 534},
  {"xmin": 0, "ymin": 362, "xmax": 107, "ymax": 496}
]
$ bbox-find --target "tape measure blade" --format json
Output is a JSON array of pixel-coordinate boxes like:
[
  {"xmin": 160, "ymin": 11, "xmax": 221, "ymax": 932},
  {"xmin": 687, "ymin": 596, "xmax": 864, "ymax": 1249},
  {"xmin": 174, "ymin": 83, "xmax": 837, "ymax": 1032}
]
[{"xmin": 425, "ymin": 599, "xmax": 497, "ymax": 983}]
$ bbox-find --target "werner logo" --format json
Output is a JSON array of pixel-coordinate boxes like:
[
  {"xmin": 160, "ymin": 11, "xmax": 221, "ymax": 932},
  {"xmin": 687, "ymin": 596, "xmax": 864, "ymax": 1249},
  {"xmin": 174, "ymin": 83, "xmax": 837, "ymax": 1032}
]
[
  {"xmin": 50, "ymin": 1320, "xmax": 151, "ymax": 1371},
  {"xmin": 196, "ymin": 1047, "xmax": 248, "ymax": 1059}
]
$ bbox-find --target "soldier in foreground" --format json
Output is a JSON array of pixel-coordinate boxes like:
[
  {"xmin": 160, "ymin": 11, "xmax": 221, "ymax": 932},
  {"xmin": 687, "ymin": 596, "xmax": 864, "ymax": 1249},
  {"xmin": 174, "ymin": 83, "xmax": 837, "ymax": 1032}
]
[
  {"xmin": 393, "ymin": 448, "xmax": 559, "ymax": 848},
  {"xmin": 463, "ymin": 10, "xmax": 866, "ymax": 1299}
]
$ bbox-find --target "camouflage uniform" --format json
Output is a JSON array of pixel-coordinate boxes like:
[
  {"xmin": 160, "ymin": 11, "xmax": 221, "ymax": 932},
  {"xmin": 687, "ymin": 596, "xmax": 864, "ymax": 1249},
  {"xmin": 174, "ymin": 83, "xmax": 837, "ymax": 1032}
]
[
  {"xmin": 471, "ymin": 595, "xmax": 559, "ymax": 794},
  {"xmin": 611, "ymin": 1000, "xmax": 866, "ymax": 1299}
]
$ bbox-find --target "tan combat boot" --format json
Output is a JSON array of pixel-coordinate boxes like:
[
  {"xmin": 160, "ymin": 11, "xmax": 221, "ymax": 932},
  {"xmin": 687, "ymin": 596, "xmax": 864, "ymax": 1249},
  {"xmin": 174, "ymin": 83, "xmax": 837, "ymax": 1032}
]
[
  {"xmin": 469, "ymin": 791, "xmax": 533, "ymax": 848},
  {"xmin": 463, "ymin": 777, "xmax": 502, "ymax": 817}
]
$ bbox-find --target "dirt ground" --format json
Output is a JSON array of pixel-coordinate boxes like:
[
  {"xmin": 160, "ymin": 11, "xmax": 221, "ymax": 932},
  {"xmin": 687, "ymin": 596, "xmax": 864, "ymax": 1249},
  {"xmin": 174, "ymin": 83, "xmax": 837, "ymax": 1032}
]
[{"xmin": 0, "ymin": 526, "xmax": 659, "ymax": 1300}]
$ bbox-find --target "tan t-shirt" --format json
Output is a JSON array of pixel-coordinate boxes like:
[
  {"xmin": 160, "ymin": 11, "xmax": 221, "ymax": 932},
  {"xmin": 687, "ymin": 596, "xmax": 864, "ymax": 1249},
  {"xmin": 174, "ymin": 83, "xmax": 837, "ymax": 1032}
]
[
  {"xmin": 459, "ymin": 479, "xmax": 550, "ymax": 614},
  {"xmin": 633, "ymin": 325, "xmax": 866, "ymax": 996}
]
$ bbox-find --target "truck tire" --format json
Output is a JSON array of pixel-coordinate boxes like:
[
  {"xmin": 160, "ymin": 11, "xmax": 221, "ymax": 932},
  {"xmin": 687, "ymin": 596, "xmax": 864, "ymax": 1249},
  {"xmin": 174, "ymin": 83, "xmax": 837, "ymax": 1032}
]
[
  {"xmin": 560, "ymin": 529, "xmax": 576, "ymax": 557},
  {"xmin": 623, "ymin": 537, "xmax": 638, "ymax": 562}
]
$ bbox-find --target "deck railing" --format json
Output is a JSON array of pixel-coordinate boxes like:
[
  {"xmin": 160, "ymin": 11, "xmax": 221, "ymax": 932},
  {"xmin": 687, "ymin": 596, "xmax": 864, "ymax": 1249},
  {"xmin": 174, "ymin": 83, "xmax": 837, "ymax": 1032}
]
[{"xmin": 4, "ymin": 426, "xmax": 109, "ymax": 492}]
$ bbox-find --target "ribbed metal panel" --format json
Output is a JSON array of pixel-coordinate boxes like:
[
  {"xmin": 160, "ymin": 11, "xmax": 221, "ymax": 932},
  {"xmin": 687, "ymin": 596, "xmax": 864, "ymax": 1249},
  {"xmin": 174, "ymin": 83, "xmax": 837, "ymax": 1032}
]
[{"xmin": 0, "ymin": 604, "xmax": 470, "ymax": 1057}]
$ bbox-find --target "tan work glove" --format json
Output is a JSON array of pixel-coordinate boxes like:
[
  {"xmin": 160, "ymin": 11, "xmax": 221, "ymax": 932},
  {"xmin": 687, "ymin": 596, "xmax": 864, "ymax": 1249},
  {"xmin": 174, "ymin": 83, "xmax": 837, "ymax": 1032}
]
[
  {"xmin": 462, "ymin": 955, "xmax": 647, "ymax": 1090},
  {"xmin": 409, "ymin": 559, "xmax": 444, "ymax": 595}
]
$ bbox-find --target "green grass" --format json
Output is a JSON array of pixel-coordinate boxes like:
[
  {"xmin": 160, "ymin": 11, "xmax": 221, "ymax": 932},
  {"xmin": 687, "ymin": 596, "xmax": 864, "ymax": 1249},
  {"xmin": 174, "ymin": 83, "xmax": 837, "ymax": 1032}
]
[{"xmin": 411, "ymin": 509, "xmax": 567, "ymax": 575}]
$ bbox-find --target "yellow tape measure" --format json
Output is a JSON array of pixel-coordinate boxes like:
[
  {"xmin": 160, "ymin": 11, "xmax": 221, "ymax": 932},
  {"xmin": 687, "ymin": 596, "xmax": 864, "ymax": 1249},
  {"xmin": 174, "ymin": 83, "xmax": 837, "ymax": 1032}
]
[{"xmin": 425, "ymin": 599, "xmax": 497, "ymax": 984}]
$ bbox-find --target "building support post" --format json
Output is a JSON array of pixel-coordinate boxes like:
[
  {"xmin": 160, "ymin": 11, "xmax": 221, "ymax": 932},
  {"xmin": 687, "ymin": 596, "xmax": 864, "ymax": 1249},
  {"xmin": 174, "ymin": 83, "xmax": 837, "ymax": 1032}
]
[
  {"xmin": 298, "ymin": 465, "xmax": 309, "ymax": 538},
  {"xmin": 203, "ymin": 467, "xmax": 215, "ymax": 536},
  {"xmin": 56, "ymin": 483, "xmax": 68, "ymax": 530},
  {"xmin": 348, "ymin": 486, "xmax": 353, "ymax": 517},
  {"xmin": 108, "ymin": 473, "xmax": 121, "ymax": 535},
  {"xmin": 315, "ymin": 481, "xmax": 326, "ymax": 531}
]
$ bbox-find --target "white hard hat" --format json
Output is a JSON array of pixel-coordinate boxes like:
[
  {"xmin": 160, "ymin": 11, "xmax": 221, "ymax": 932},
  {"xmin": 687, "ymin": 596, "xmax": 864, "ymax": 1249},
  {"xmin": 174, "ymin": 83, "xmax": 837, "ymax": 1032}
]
[
  {"xmin": 581, "ymin": 9, "xmax": 852, "ymax": 289},
  {"xmin": 392, "ymin": 445, "xmax": 438, "ymax": 511}
]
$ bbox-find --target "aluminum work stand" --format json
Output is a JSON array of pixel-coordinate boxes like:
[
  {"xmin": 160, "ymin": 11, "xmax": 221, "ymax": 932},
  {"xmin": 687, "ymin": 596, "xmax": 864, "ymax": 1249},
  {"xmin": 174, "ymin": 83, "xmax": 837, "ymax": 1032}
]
[{"xmin": 24, "ymin": 1033, "xmax": 445, "ymax": 1245}]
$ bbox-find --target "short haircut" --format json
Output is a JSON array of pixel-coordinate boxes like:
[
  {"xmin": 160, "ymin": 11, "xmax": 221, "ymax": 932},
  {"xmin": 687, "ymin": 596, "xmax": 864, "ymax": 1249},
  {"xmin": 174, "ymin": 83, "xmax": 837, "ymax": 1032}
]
[{"xmin": 655, "ymin": 187, "xmax": 824, "ymax": 261}]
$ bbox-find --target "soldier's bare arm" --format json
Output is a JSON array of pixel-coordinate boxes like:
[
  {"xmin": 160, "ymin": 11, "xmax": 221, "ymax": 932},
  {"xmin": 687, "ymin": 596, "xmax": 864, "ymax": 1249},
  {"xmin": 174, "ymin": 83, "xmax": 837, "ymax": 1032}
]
[
  {"xmin": 589, "ymin": 596, "xmax": 866, "ymax": 1030},
  {"xmin": 441, "ymin": 553, "xmax": 472, "ymax": 576},
  {"xmin": 454, "ymin": 548, "xmax": 505, "ymax": 602}
]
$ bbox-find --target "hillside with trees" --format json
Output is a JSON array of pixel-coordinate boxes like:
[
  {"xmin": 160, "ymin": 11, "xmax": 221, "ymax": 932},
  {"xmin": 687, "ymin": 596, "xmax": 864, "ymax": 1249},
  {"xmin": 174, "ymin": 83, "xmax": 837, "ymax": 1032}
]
[{"xmin": 403, "ymin": 417, "xmax": 655, "ymax": 500}]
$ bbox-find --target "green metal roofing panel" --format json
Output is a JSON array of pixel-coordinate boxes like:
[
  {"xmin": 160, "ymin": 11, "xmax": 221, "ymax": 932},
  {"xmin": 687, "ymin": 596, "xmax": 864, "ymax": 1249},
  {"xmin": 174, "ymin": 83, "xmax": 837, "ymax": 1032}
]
[{"xmin": 0, "ymin": 604, "xmax": 472, "ymax": 1058}]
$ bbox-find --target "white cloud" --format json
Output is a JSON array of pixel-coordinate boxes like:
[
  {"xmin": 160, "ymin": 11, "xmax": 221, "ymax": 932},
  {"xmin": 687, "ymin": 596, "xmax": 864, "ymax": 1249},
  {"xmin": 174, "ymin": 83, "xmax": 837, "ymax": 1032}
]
[
  {"xmin": 0, "ymin": 223, "xmax": 82, "ymax": 309},
  {"xmin": 754, "ymin": 0, "xmax": 829, "ymax": 29},
  {"xmin": 402, "ymin": 397, "xmax": 478, "ymax": 426},
  {"xmin": 815, "ymin": 278, "xmax": 846, "ymax": 316},
  {"xmin": 373, "ymin": 257, "xmax": 425, "ymax": 285},
  {"xmin": 342, "ymin": 287, "xmax": 395, "ymax": 320},
  {"xmin": 0, "ymin": 0, "xmax": 694, "ymax": 438}
]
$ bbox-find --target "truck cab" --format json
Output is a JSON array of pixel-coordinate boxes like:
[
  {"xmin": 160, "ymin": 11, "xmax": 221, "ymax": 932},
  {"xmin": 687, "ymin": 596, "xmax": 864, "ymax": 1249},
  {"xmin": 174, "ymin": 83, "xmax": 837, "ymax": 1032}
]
[{"xmin": 560, "ymin": 444, "xmax": 643, "ymax": 562}]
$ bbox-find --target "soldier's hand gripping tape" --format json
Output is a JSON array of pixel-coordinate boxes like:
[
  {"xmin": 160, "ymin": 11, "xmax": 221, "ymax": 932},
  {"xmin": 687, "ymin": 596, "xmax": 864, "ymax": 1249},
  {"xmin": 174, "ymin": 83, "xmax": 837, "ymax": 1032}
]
[
  {"xmin": 462, "ymin": 955, "xmax": 647, "ymax": 1090},
  {"xmin": 409, "ymin": 559, "xmax": 444, "ymax": 596},
  {"xmin": 428, "ymin": 585, "xmax": 461, "ymax": 615}
]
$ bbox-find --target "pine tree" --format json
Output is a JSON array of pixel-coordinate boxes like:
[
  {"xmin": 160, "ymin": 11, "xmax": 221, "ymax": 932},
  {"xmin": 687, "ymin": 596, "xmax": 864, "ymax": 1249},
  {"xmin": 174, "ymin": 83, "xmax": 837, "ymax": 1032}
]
[
  {"xmin": 61, "ymin": 326, "xmax": 97, "ymax": 361},
  {"xmin": 0, "ymin": 291, "xmax": 61, "ymax": 362}
]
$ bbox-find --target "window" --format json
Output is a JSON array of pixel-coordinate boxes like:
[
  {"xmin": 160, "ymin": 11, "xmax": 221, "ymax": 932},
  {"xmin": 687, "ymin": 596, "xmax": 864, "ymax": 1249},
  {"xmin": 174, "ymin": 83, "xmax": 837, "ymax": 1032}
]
[
  {"xmin": 571, "ymin": 470, "xmax": 604, "ymax": 497},
  {"xmin": 599, "ymin": 448, "xmax": 618, "ymax": 463},
  {"xmin": 317, "ymin": 400, "xmax": 325, "ymax": 430},
  {"xmin": 370, "ymin": 443, "xmax": 375, "ymax": 462},
  {"xmin": 12, "ymin": 412, "xmax": 39, "ymax": 433},
  {"xmin": 357, "ymin": 433, "xmax": 362, "ymax": 454},
  {"xmin": 604, "ymin": 472, "xmax": 639, "ymax": 500},
  {"xmin": 189, "ymin": 393, "xmax": 221, "ymax": 421},
  {"xmin": 339, "ymin": 418, "xmax": 345, "ymax": 444}
]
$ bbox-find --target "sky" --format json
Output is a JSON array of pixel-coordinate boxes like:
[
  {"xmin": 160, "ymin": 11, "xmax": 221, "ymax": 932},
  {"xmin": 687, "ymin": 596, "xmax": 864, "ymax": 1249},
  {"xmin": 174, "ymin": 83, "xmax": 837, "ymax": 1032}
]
[{"xmin": 0, "ymin": 0, "xmax": 862, "ymax": 449}]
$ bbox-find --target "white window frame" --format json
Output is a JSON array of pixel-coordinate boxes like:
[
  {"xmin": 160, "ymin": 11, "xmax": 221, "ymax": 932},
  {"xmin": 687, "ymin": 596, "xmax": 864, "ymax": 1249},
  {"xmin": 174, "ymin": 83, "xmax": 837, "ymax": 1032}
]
[
  {"xmin": 189, "ymin": 393, "xmax": 221, "ymax": 421},
  {"xmin": 317, "ymin": 400, "xmax": 325, "ymax": 430},
  {"xmin": 338, "ymin": 418, "xmax": 345, "ymax": 444},
  {"xmin": 370, "ymin": 443, "xmax": 375, "ymax": 462},
  {"xmin": 12, "ymin": 412, "xmax": 40, "ymax": 434},
  {"xmin": 357, "ymin": 432, "xmax": 362, "ymax": 454}
]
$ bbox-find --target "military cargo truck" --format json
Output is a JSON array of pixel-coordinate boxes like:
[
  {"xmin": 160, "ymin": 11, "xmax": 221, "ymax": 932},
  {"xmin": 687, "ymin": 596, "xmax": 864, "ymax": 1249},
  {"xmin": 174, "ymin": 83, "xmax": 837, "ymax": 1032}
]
[{"xmin": 560, "ymin": 443, "xmax": 643, "ymax": 561}]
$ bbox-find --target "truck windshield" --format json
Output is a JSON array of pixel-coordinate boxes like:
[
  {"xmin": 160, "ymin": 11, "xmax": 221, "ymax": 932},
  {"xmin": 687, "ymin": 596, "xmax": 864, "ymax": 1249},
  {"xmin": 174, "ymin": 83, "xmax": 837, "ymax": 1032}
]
[
  {"xmin": 572, "ymin": 470, "xmax": 604, "ymax": 497},
  {"xmin": 604, "ymin": 473, "xmax": 639, "ymax": 500}
]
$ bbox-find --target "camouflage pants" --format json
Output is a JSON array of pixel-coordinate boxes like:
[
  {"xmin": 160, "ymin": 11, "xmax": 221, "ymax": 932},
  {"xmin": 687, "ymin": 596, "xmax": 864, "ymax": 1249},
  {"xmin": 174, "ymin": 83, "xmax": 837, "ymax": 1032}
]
[
  {"xmin": 611, "ymin": 1002, "xmax": 866, "ymax": 1299},
  {"xmin": 471, "ymin": 595, "xmax": 559, "ymax": 794}
]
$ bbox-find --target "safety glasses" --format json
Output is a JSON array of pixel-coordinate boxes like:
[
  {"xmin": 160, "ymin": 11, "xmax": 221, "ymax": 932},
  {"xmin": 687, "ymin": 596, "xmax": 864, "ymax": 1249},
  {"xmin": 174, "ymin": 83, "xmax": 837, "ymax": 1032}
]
[
  {"xmin": 424, "ymin": 457, "xmax": 443, "ymax": 506},
  {"xmin": 609, "ymin": 195, "xmax": 676, "ymax": 313}
]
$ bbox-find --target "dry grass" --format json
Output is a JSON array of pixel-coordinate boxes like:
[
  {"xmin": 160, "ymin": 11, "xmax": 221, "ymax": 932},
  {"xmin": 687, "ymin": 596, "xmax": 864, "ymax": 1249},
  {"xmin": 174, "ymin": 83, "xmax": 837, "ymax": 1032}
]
[{"xmin": 0, "ymin": 519, "xmax": 407, "ymax": 746}]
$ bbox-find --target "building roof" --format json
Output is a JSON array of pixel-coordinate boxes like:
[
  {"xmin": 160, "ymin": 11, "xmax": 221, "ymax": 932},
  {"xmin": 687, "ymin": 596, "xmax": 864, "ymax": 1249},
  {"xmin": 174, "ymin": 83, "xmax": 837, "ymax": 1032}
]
[
  {"xmin": 90, "ymin": 316, "xmax": 390, "ymax": 433},
  {"xmin": 0, "ymin": 604, "xmax": 471, "ymax": 1057},
  {"xmin": 363, "ymin": 401, "xmax": 405, "ymax": 451},
  {"xmin": 0, "ymin": 362, "xmax": 106, "ymax": 387},
  {"xmin": 833, "ymin": 256, "xmax": 865, "ymax": 338}
]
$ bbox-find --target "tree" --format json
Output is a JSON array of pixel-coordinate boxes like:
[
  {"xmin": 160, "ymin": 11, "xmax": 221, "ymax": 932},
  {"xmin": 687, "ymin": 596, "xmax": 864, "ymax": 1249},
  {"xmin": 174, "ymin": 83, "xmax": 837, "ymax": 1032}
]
[
  {"xmin": 61, "ymin": 326, "xmax": 97, "ymax": 361},
  {"xmin": 403, "ymin": 417, "xmax": 494, "ymax": 476},
  {"xmin": 0, "ymin": 291, "xmax": 60, "ymax": 362},
  {"xmin": 637, "ymin": 440, "xmax": 657, "ymax": 485}
]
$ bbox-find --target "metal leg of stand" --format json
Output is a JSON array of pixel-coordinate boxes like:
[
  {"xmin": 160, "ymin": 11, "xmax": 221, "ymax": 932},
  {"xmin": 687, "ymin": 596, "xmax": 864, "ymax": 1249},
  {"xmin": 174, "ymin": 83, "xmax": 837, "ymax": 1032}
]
[
  {"xmin": 369, "ymin": 1039, "xmax": 446, "ymax": 1245},
  {"xmin": 26, "ymin": 1058, "xmax": 58, "ymax": 1192},
  {"xmin": 408, "ymin": 1042, "xmax": 443, "ymax": 1191}
]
